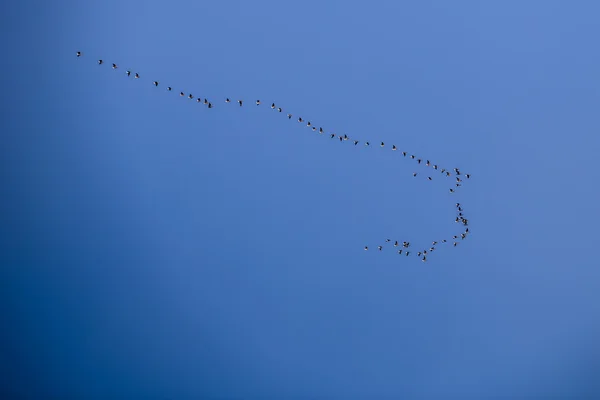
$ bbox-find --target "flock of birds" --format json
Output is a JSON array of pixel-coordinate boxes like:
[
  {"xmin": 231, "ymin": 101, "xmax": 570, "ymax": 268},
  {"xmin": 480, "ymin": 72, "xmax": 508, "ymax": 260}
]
[{"xmin": 79, "ymin": 51, "xmax": 472, "ymax": 262}]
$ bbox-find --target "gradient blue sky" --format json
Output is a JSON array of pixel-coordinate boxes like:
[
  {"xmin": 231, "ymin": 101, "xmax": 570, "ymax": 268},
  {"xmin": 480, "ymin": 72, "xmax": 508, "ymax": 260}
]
[{"xmin": 2, "ymin": 1, "xmax": 600, "ymax": 399}]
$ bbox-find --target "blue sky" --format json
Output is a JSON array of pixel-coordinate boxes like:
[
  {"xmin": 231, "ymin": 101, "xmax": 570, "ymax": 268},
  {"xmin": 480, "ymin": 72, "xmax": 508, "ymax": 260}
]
[{"xmin": 2, "ymin": 1, "xmax": 600, "ymax": 398}]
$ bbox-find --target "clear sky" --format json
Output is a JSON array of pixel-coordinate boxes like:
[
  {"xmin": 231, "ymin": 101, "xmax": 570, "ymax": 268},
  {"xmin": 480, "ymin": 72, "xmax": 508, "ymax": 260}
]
[{"xmin": 2, "ymin": 1, "xmax": 600, "ymax": 398}]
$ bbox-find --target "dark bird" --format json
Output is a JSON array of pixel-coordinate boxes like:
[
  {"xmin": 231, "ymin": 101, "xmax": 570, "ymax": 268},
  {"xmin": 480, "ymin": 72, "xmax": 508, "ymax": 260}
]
[
  {"xmin": 271, "ymin": 103, "xmax": 276, "ymax": 109},
  {"xmin": 354, "ymin": 140, "xmax": 359, "ymax": 145},
  {"xmin": 238, "ymin": 100, "xmax": 243, "ymax": 106},
  {"xmin": 112, "ymin": 63, "xmax": 118, "ymax": 69},
  {"xmin": 226, "ymin": 98, "xmax": 231, "ymax": 103},
  {"xmin": 153, "ymin": 81, "xmax": 159, "ymax": 86},
  {"xmin": 256, "ymin": 100, "xmax": 261, "ymax": 105},
  {"xmin": 167, "ymin": 86, "xmax": 172, "ymax": 91},
  {"xmin": 287, "ymin": 113, "xmax": 292, "ymax": 119},
  {"xmin": 134, "ymin": 73, "xmax": 139, "ymax": 78},
  {"xmin": 126, "ymin": 70, "xmax": 131, "ymax": 76},
  {"xmin": 98, "ymin": 59, "xmax": 103, "ymax": 65},
  {"xmin": 76, "ymin": 51, "xmax": 82, "ymax": 57}
]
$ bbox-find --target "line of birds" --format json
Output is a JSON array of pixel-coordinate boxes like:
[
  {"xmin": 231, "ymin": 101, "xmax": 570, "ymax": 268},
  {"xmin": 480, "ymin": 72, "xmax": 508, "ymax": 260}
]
[{"xmin": 79, "ymin": 51, "xmax": 473, "ymax": 262}]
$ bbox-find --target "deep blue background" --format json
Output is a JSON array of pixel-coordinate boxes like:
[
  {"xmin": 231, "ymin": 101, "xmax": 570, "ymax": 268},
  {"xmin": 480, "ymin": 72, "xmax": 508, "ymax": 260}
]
[{"xmin": 2, "ymin": 1, "xmax": 600, "ymax": 398}]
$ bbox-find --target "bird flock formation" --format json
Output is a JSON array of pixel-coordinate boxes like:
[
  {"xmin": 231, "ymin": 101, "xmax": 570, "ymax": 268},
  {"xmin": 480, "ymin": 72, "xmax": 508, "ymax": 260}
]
[{"xmin": 78, "ymin": 51, "xmax": 473, "ymax": 262}]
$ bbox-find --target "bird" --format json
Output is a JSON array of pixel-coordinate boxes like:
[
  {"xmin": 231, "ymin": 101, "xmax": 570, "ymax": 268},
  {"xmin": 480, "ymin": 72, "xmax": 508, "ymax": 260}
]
[
  {"xmin": 298, "ymin": 117, "xmax": 303, "ymax": 123},
  {"xmin": 238, "ymin": 100, "xmax": 243, "ymax": 106},
  {"xmin": 402, "ymin": 152, "xmax": 407, "ymax": 157},
  {"xmin": 417, "ymin": 159, "xmax": 422, "ymax": 164},
  {"xmin": 307, "ymin": 121, "xmax": 311, "ymax": 127},
  {"xmin": 394, "ymin": 241, "xmax": 399, "ymax": 247},
  {"xmin": 167, "ymin": 87, "xmax": 172, "ymax": 91},
  {"xmin": 196, "ymin": 98, "xmax": 201, "ymax": 103},
  {"xmin": 432, "ymin": 241, "xmax": 438, "ymax": 245},
  {"xmin": 319, "ymin": 127, "xmax": 324, "ymax": 134},
  {"xmin": 406, "ymin": 251, "xmax": 410, "ymax": 256},
  {"xmin": 76, "ymin": 51, "xmax": 82, "ymax": 57},
  {"xmin": 466, "ymin": 174, "xmax": 471, "ymax": 179},
  {"xmin": 312, "ymin": 127, "xmax": 316, "ymax": 131},
  {"xmin": 417, "ymin": 252, "xmax": 422, "ymax": 257},
  {"xmin": 413, "ymin": 173, "xmax": 417, "ymax": 177},
  {"xmin": 226, "ymin": 98, "xmax": 230, "ymax": 103},
  {"xmin": 365, "ymin": 142, "xmax": 370, "ymax": 146},
  {"xmin": 271, "ymin": 103, "xmax": 275, "ymax": 109},
  {"xmin": 153, "ymin": 81, "xmax": 159, "ymax": 86},
  {"xmin": 256, "ymin": 100, "xmax": 261, "ymax": 105},
  {"xmin": 98, "ymin": 59, "xmax": 103, "ymax": 65},
  {"xmin": 426, "ymin": 160, "xmax": 430, "ymax": 166},
  {"xmin": 208, "ymin": 103, "xmax": 213, "ymax": 108},
  {"xmin": 343, "ymin": 134, "xmax": 348, "ymax": 141},
  {"xmin": 433, "ymin": 165, "xmax": 438, "ymax": 170},
  {"xmin": 380, "ymin": 142, "xmax": 385, "ymax": 147},
  {"xmin": 134, "ymin": 73, "xmax": 139, "ymax": 79},
  {"xmin": 180, "ymin": 92, "xmax": 185, "ymax": 97},
  {"xmin": 378, "ymin": 246, "xmax": 383, "ymax": 251},
  {"xmin": 354, "ymin": 140, "xmax": 359, "ymax": 145},
  {"xmin": 398, "ymin": 249, "xmax": 403, "ymax": 255},
  {"xmin": 112, "ymin": 63, "xmax": 118, "ymax": 69},
  {"xmin": 449, "ymin": 188, "xmax": 455, "ymax": 193},
  {"xmin": 339, "ymin": 136, "xmax": 343, "ymax": 142},
  {"xmin": 428, "ymin": 177, "xmax": 432, "ymax": 180},
  {"xmin": 204, "ymin": 99, "xmax": 208, "ymax": 104},
  {"xmin": 364, "ymin": 246, "xmax": 368, "ymax": 251},
  {"xmin": 126, "ymin": 70, "xmax": 131, "ymax": 77},
  {"xmin": 188, "ymin": 94, "xmax": 194, "ymax": 99},
  {"xmin": 422, "ymin": 256, "xmax": 427, "ymax": 262},
  {"xmin": 385, "ymin": 239, "xmax": 391, "ymax": 242},
  {"xmin": 453, "ymin": 242, "xmax": 458, "ymax": 247},
  {"xmin": 330, "ymin": 134, "xmax": 335, "ymax": 139},
  {"xmin": 287, "ymin": 113, "xmax": 292, "ymax": 119},
  {"xmin": 411, "ymin": 155, "xmax": 415, "ymax": 159},
  {"xmin": 278, "ymin": 107, "xmax": 282, "ymax": 112},
  {"xmin": 392, "ymin": 145, "xmax": 397, "ymax": 151}
]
